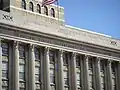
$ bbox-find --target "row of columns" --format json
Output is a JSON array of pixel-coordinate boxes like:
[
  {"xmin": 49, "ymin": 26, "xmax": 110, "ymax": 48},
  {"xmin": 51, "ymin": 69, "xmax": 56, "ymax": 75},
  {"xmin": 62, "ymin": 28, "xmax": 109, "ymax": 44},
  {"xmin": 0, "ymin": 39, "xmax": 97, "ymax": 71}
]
[{"xmin": 0, "ymin": 40, "xmax": 120, "ymax": 90}]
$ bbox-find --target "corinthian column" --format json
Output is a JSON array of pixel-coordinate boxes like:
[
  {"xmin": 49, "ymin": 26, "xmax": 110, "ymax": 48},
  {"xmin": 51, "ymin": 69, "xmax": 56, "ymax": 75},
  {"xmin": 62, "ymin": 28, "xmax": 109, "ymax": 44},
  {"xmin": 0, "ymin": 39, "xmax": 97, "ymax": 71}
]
[
  {"xmin": 13, "ymin": 41, "xmax": 19, "ymax": 90},
  {"xmin": 44, "ymin": 47, "xmax": 50, "ymax": 90},
  {"xmin": 0, "ymin": 39, "xmax": 2, "ymax": 90},
  {"xmin": 71, "ymin": 52, "xmax": 77, "ymax": 90},
  {"xmin": 28, "ymin": 44, "xmax": 35, "ymax": 90},
  {"xmin": 58, "ymin": 50, "xmax": 64, "ymax": 90}
]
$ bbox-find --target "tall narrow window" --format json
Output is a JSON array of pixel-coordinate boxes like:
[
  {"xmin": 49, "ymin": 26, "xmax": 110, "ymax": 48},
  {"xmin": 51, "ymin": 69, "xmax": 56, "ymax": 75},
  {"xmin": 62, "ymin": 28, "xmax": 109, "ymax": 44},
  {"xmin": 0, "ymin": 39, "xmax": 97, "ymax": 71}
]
[
  {"xmin": 63, "ymin": 52, "xmax": 69, "ymax": 90},
  {"xmin": 111, "ymin": 62, "xmax": 116, "ymax": 90},
  {"xmin": 29, "ymin": 2, "xmax": 34, "ymax": 12},
  {"xmin": 34, "ymin": 47, "xmax": 41, "ymax": 90},
  {"xmin": 76, "ymin": 55, "xmax": 82, "ymax": 90},
  {"xmin": 2, "ymin": 42, "xmax": 9, "ymax": 90},
  {"xmin": 50, "ymin": 8, "xmax": 55, "ymax": 17},
  {"xmin": 21, "ymin": 0, "xmax": 26, "ymax": 9},
  {"xmin": 88, "ymin": 58, "xmax": 94, "ymax": 90},
  {"xmin": 19, "ymin": 45, "xmax": 26, "ymax": 90},
  {"xmin": 44, "ymin": 6, "xmax": 48, "ymax": 15},
  {"xmin": 100, "ymin": 60, "xmax": 105, "ymax": 90},
  {"xmin": 49, "ymin": 50, "xmax": 56, "ymax": 90},
  {"xmin": 36, "ymin": 4, "xmax": 41, "ymax": 14}
]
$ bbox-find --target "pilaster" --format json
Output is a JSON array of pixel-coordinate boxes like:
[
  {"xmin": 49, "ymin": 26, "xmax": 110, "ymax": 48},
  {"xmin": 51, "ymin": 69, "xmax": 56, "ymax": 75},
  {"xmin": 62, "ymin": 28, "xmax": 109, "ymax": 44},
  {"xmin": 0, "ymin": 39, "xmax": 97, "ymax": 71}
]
[
  {"xmin": 13, "ymin": 41, "xmax": 19, "ymax": 90},
  {"xmin": 84, "ymin": 55, "xmax": 90, "ymax": 90},
  {"xmin": 28, "ymin": 44, "xmax": 35, "ymax": 90},
  {"xmin": 58, "ymin": 50, "xmax": 64, "ymax": 90},
  {"xmin": 70, "ymin": 52, "xmax": 77, "ymax": 90},
  {"xmin": 0, "ymin": 39, "xmax": 2, "ymax": 90},
  {"xmin": 44, "ymin": 47, "xmax": 50, "ymax": 90}
]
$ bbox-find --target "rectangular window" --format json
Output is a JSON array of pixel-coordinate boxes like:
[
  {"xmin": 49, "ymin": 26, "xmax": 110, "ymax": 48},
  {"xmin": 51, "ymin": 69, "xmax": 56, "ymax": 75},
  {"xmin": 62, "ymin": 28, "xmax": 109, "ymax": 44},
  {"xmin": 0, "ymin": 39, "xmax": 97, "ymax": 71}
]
[
  {"xmin": 2, "ymin": 42, "xmax": 9, "ymax": 90},
  {"xmin": 19, "ymin": 45, "xmax": 26, "ymax": 90},
  {"xmin": 35, "ymin": 47, "xmax": 41, "ymax": 90},
  {"xmin": 63, "ymin": 52, "xmax": 69, "ymax": 90},
  {"xmin": 49, "ymin": 50, "xmax": 56, "ymax": 90}
]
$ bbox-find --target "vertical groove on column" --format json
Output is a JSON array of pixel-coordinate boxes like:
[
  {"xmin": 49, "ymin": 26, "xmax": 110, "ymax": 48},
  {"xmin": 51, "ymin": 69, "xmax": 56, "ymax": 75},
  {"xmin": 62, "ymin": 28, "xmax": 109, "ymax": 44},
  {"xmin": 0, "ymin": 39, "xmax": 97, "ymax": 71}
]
[
  {"xmin": 58, "ymin": 50, "xmax": 64, "ymax": 90},
  {"xmin": 0, "ymin": 39, "xmax": 2, "ymax": 90},
  {"xmin": 29, "ymin": 44, "xmax": 35, "ymax": 90},
  {"xmin": 13, "ymin": 41, "xmax": 19, "ymax": 90},
  {"xmin": 107, "ymin": 60, "xmax": 113, "ymax": 90},
  {"xmin": 95, "ymin": 57, "xmax": 101, "ymax": 90},
  {"xmin": 44, "ymin": 47, "xmax": 50, "ymax": 90},
  {"xmin": 83, "ymin": 55, "xmax": 90, "ymax": 90},
  {"xmin": 70, "ymin": 52, "xmax": 77, "ymax": 90}
]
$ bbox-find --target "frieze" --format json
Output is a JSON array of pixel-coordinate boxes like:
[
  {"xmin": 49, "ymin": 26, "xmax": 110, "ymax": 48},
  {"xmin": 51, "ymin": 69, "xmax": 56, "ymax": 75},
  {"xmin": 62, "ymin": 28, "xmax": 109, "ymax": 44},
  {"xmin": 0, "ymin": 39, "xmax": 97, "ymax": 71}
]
[
  {"xmin": 0, "ymin": 27, "xmax": 120, "ymax": 58},
  {"xmin": 2, "ymin": 14, "xmax": 13, "ymax": 21}
]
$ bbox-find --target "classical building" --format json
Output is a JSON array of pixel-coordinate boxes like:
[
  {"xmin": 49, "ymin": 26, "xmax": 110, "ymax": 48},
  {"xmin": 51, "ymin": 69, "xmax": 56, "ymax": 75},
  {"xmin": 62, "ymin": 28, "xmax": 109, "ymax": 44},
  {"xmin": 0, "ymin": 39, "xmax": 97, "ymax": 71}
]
[{"xmin": 0, "ymin": 0, "xmax": 120, "ymax": 90}]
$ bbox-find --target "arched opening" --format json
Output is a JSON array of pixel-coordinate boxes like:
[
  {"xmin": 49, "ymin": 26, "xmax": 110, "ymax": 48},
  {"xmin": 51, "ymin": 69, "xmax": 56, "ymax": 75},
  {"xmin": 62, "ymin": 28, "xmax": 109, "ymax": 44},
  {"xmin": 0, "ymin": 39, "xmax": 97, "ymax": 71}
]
[
  {"xmin": 50, "ymin": 8, "xmax": 55, "ymax": 17},
  {"xmin": 29, "ymin": 2, "xmax": 34, "ymax": 12},
  {"xmin": 21, "ymin": 0, "xmax": 26, "ymax": 9},
  {"xmin": 44, "ymin": 6, "xmax": 48, "ymax": 15},
  {"xmin": 36, "ymin": 4, "xmax": 41, "ymax": 13}
]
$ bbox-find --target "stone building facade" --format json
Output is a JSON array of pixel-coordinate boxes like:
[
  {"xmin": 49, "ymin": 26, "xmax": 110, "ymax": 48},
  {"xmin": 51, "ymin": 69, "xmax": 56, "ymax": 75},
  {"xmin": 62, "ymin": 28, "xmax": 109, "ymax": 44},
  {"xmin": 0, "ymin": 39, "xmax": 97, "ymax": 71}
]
[{"xmin": 0, "ymin": 0, "xmax": 120, "ymax": 90}]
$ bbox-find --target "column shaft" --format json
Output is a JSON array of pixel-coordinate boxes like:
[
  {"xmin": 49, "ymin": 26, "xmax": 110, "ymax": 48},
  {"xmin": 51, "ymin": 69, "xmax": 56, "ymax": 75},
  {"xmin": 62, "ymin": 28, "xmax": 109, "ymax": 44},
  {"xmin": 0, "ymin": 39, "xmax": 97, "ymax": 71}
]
[
  {"xmin": 107, "ymin": 60, "xmax": 113, "ymax": 90},
  {"xmin": 0, "ymin": 39, "xmax": 2, "ymax": 90},
  {"xmin": 84, "ymin": 55, "xmax": 90, "ymax": 90},
  {"xmin": 58, "ymin": 50, "xmax": 64, "ymax": 90},
  {"xmin": 95, "ymin": 58, "xmax": 101, "ymax": 90},
  {"xmin": 28, "ymin": 44, "xmax": 35, "ymax": 90},
  {"xmin": 70, "ymin": 53, "xmax": 77, "ymax": 90},
  {"xmin": 13, "ymin": 41, "xmax": 19, "ymax": 90},
  {"xmin": 44, "ymin": 47, "xmax": 50, "ymax": 90}
]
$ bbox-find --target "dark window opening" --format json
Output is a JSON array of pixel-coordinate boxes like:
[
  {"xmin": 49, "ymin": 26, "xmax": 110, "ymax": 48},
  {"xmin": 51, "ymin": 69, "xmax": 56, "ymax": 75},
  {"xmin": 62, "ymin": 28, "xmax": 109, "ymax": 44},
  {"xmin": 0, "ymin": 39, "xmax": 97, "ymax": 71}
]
[
  {"xmin": 0, "ymin": 0, "xmax": 10, "ymax": 12},
  {"xmin": 21, "ymin": 0, "xmax": 26, "ymax": 9},
  {"xmin": 44, "ymin": 6, "xmax": 48, "ymax": 15},
  {"xmin": 29, "ymin": 2, "xmax": 34, "ymax": 12},
  {"xmin": 51, "ymin": 8, "xmax": 55, "ymax": 17}
]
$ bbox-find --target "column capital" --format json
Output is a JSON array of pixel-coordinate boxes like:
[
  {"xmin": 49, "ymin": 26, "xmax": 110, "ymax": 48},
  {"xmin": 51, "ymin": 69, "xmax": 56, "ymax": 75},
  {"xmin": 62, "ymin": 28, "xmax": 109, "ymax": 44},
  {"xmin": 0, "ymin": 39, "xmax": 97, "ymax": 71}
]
[
  {"xmin": 29, "ymin": 44, "xmax": 35, "ymax": 52},
  {"xmin": 85, "ymin": 55, "xmax": 90, "ymax": 62},
  {"xmin": 13, "ymin": 41, "xmax": 19, "ymax": 49},
  {"xmin": 107, "ymin": 60, "xmax": 112, "ymax": 66},
  {"xmin": 96, "ymin": 57, "xmax": 101, "ymax": 64}
]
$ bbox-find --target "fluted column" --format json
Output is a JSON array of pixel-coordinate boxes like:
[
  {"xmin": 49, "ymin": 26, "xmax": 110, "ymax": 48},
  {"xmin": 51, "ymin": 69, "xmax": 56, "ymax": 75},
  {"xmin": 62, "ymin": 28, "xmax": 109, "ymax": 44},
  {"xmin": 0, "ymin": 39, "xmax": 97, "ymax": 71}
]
[
  {"xmin": 95, "ymin": 57, "xmax": 101, "ymax": 90},
  {"xmin": 84, "ymin": 55, "xmax": 90, "ymax": 90},
  {"xmin": 44, "ymin": 47, "xmax": 50, "ymax": 90},
  {"xmin": 107, "ymin": 60, "xmax": 113, "ymax": 90},
  {"xmin": 28, "ymin": 44, "xmax": 35, "ymax": 90},
  {"xmin": 71, "ymin": 52, "xmax": 77, "ymax": 90},
  {"xmin": 58, "ymin": 50, "xmax": 64, "ymax": 90},
  {"xmin": 13, "ymin": 41, "xmax": 19, "ymax": 90},
  {"xmin": 0, "ymin": 39, "xmax": 2, "ymax": 90}
]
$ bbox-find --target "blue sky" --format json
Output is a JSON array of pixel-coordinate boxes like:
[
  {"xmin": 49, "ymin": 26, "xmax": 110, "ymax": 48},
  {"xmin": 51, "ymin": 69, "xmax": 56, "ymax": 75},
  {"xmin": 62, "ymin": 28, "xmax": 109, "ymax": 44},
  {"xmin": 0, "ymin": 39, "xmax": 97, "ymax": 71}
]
[{"xmin": 59, "ymin": 0, "xmax": 120, "ymax": 39}]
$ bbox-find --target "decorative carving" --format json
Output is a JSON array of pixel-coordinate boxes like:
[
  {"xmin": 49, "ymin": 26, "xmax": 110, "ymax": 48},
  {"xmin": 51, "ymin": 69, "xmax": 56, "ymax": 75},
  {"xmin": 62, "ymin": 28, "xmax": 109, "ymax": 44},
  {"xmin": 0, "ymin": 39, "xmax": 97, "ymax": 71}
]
[{"xmin": 13, "ymin": 41, "xmax": 19, "ymax": 49}]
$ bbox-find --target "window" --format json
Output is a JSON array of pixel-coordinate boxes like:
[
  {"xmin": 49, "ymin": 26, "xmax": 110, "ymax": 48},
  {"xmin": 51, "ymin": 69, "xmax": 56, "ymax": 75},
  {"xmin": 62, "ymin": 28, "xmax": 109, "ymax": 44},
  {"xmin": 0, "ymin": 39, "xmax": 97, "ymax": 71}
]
[
  {"xmin": 63, "ymin": 52, "xmax": 69, "ymax": 90},
  {"xmin": 21, "ymin": 0, "xmax": 26, "ymax": 9},
  {"xmin": 29, "ymin": 2, "xmax": 34, "ymax": 12},
  {"xmin": 111, "ymin": 62, "xmax": 116, "ymax": 90},
  {"xmin": 100, "ymin": 60, "xmax": 105, "ymax": 90},
  {"xmin": 36, "ymin": 4, "xmax": 41, "ymax": 13},
  {"xmin": 19, "ymin": 45, "xmax": 26, "ymax": 90},
  {"xmin": 50, "ymin": 8, "xmax": 55, "ymax": 17},
  {"xmin": 0, "ymin": 0, "xmax": 10, "ymax": 12},
  {"xmin": 2, "ymin": 42, "xmax": 9, "ymax": 90},
  {"xmin": 35, "ymin": 47, "xmax": 41, "ymax": 90},
  {"xmin": 49, "ymin": 50, "xmax": 56, "ymax": 90},
  {"xmin": 88, "ymin": 59, "xmax": 94, "ymax": 89},
  {"xmin": 44, "ymin": 6, "xmax": 48, "ymax": 15}
]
